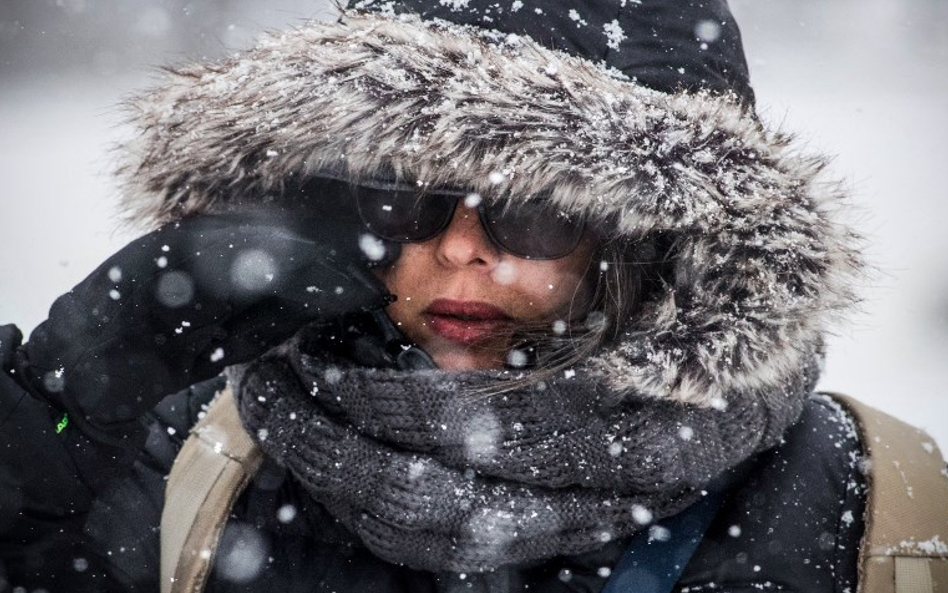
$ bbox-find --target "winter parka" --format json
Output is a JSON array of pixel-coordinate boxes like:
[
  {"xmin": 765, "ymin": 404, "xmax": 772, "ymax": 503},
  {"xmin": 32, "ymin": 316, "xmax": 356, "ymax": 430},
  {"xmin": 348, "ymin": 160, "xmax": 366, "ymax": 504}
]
[
  {"xmin": 1, "ymin": 372, "xmax": 865, "ymax": 592},
  {"xmin": 1, "ymin": 0, "xmax": 874, "ymax": 591}
]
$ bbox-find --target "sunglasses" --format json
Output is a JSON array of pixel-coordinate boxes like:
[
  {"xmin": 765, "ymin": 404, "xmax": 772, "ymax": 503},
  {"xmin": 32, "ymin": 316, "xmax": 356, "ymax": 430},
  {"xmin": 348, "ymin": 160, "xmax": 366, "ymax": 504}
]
[{"xmin": 353, "ymin": 183, "xmax": 586, "ymax": 260}]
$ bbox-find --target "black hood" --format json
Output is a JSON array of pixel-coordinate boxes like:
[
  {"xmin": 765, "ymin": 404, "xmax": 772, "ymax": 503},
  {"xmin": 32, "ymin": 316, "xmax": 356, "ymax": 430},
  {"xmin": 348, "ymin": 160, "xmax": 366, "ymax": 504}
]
[{"xmin": 356, "ymin": 0, "xmax": 754, "ymax": 106}]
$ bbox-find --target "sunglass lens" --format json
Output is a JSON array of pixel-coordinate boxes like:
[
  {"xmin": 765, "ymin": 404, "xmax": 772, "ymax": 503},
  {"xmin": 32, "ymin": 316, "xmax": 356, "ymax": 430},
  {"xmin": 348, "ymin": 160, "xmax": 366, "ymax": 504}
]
[
  {"xmin": 356, "ymin": 187, "xmax": 454, "ymax": 242},
  {"xmin": 484, "ymin": 202, "xmax": 585, "ymax": 259}
]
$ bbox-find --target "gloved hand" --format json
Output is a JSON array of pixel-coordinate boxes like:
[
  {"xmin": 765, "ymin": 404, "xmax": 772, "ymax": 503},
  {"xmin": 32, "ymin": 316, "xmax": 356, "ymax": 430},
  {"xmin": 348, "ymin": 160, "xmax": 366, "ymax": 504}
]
[
  {"xmin": 13, "ymin": 210, "xmax": 390, "ymax": 443},
  {"xmin": 1, "ymin": 324, "xmax": 115, "ymax": 516}
]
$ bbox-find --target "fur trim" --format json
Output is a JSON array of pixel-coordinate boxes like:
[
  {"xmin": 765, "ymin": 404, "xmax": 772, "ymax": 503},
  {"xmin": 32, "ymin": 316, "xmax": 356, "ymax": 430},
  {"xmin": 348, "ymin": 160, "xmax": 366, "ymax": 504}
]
[{"xmin": 115, "ymin": 12, "xmax": 862, "ymax": 406}]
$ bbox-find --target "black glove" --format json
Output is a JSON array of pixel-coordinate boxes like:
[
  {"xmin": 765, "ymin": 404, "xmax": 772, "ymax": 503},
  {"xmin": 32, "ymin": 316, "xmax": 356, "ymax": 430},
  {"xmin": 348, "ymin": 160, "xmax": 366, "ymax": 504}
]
[
  {"xmin": 1, "ymin": 323, "xmax": 124, "ymax": 517},
  {"xmin": 14, "ymin": 210, "xmax": 390, "ymax": 443}
]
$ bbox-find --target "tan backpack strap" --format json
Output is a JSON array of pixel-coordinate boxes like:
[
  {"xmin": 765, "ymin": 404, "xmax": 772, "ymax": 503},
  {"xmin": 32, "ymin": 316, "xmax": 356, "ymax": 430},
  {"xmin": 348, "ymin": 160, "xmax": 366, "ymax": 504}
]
[
  {"xmin": 827, "ymin": 393, "xmax": 948, "ymax": 593},
  {"xmin": 160, "ymin": 385, "xmax": 264, "ymax": 593}
]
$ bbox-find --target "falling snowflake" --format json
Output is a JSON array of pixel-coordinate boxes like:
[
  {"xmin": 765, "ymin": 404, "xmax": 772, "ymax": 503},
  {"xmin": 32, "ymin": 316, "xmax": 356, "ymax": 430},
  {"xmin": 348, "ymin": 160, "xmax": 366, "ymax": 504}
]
[
  {"xmin": 231, "ymin": 249, "xmax": 277, "ymax": 293},
  {"xmin": 359, "ymin": 233, "xmax": 387, "ymax": 261},
  {"xmin": 463, "ymin": 412, "xmax": 501, "ymax": 462},
  {"xmin": 277, "ymin": 504, "xmax": 297, "ymax": 523},
  {"xmin": 507, "ymin": 349, "xmax": 529, "ymax": 368},
  {"xmin": 631, "ymin": 504, "xmax": 653, "ymax": 524},
  {"xmin": 649, "ymin": 525, "xmax": 671, "ymax": 542},
  {"xmin": 216, "ymin": 523, "xmax": 268, "ymax": 583},
  {"xmin": 694, "ymin": 19, "xmax": 722, "ymax": 42},
  {"xmin": 464, "ymin": 193, "xmax": 482, "ymax": 208},
  {"xmin": 492, "ymin": 261, "xmax": 518, "ymax": 285},
  {"xmin": 155, "ymin": 271, "xmax": 194, "ymax": 308}
]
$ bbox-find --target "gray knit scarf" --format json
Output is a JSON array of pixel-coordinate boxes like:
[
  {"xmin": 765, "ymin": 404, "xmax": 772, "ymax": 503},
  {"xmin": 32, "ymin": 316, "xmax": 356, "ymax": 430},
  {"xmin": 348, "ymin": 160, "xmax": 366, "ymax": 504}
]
[{"xmin": 233, "ymin": 338, "xmax": 815, "ymax": 573}]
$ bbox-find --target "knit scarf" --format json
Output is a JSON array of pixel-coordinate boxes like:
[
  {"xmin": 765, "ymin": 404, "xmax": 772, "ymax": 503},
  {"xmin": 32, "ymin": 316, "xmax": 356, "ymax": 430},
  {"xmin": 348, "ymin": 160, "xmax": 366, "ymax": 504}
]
[{"xmin": 233, "ymin": 334, "xmax": 815, "ymax": 573}]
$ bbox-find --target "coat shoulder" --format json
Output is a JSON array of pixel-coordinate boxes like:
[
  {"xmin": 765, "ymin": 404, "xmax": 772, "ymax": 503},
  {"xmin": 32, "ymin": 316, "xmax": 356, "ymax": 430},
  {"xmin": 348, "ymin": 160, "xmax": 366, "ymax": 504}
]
[{"xmin": 679, "ymin": 394, "xmax": 867, "ymax": 592}]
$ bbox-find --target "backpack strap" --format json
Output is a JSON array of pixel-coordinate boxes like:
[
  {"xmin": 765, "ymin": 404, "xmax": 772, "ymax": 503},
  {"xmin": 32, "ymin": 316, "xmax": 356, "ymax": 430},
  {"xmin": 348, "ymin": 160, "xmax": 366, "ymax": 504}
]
[
  {"xmin": 826, "ymin": 393, "xmax": 948, "ymax": 593},
  {"xmin": 601, "ymin": 489, "xmax": 723, "ymax": 593},
  {"xmin": 160, "ymin": 385, "xmax": 264, "ymax": 593}
]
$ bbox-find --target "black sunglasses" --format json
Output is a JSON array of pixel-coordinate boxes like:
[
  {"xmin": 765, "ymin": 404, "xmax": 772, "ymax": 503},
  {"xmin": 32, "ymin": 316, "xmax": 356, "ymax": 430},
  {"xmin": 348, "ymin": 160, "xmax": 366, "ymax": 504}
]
[{"xmin": 353, "ymin": 183, "xmax": 586, "ymax": 260}]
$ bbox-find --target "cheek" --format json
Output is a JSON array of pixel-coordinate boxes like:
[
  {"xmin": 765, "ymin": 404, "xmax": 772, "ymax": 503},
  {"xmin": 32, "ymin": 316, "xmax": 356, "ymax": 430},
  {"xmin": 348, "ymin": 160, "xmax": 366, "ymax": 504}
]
[
  {"xmin": 507, "ymin": 258, "xmax": 595, "ymax": 320},
  {"xmin": 371, "ymin": 245, "xmax": 430, "ymax": 336},
  {"xmin": 373, "ymin": 243, "xmax": 427, "ymax": 294},
  {"xmin": 511, "ymin": 235, "xmax": 598, "ymax": 319}
]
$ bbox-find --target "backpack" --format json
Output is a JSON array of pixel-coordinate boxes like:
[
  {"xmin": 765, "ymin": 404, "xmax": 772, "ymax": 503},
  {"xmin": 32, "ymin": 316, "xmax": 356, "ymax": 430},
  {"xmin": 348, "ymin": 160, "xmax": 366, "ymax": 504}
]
[{"xmin": 159, "ymin": 388, "xmax": 948, "ymax": 593}]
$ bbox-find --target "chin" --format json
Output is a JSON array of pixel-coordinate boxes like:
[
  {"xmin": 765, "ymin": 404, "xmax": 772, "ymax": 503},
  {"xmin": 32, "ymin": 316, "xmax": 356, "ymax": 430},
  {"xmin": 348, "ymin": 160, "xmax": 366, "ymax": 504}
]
[{"xmin": 430, "ymin": 347, "xmax": 505, "ymax": 371}]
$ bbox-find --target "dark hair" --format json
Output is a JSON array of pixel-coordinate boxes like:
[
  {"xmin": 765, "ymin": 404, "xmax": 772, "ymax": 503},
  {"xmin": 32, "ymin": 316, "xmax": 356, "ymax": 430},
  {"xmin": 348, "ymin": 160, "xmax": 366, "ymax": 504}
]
[{"xmin": 482, "ymin": 231, "xmax": 668, "ymax": 394}]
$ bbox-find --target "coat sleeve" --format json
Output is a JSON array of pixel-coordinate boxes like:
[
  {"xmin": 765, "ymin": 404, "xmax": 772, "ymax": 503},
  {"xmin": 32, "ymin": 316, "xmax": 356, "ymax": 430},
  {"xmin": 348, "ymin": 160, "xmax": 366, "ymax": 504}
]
[
  {"xmin": 1, "ymin": 325, "xmax": 98, "ymax": 543},
  {"xmin": 2, "ymin": 322, "xmax": 226, "ymax": 590},
  {"xmin": 1, "ymin": 323, "xmax": 104, "ymax": 588},
  {"xmin": 0, "ymin": 323, "xmax": 154, "ymax": 589}
]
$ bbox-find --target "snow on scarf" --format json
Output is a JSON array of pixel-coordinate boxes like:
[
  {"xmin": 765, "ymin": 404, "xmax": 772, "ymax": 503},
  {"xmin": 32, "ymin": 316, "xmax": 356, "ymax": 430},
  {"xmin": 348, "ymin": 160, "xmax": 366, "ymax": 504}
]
[{"xmin": 232, "ymin": 333, "xmax": 818, "ymax": 572}]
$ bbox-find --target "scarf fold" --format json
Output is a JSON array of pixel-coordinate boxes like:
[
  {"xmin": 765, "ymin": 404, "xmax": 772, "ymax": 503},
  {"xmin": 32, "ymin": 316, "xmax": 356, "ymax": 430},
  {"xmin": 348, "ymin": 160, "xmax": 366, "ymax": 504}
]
[{"xmin": 233, "ymin": 337, "xmax": 816, "ymax": 573}]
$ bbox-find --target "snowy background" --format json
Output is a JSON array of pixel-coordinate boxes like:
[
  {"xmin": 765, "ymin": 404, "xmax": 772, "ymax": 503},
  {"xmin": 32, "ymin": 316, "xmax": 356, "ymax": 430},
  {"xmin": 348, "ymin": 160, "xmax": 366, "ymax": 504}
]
[{"xmin": 1, "ymin": 0, "xmax": 946, "ymax": 450}]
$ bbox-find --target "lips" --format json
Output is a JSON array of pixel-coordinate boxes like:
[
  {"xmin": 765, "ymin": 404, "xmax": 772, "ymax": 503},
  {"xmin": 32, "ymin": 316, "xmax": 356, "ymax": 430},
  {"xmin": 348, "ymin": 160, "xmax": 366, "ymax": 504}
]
[{"xmin": 424, "ymin": 299, "xmax": 512, "ymax": 345}]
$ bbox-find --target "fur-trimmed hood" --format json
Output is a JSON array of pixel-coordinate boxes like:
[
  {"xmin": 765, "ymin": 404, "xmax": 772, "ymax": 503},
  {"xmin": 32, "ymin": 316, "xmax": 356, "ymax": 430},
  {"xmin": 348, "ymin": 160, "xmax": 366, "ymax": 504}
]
[{"xmin": 114, "ymin": 9, "xmax": 861, "ymax": 407}]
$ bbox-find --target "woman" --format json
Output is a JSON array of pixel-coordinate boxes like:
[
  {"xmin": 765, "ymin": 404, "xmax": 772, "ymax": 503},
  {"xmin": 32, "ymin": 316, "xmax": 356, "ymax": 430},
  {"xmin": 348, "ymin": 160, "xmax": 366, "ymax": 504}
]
[{"xmin": 0, "ymin": 0, "xmax": 874, "ymax": 591}]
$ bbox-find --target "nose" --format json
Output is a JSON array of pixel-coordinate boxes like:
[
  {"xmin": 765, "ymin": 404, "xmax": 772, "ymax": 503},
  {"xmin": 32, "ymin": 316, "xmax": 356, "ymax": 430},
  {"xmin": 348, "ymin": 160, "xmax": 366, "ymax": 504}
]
[{"xmin": 435, "ymin": 203, "xmax": 500, "ymax": 269}]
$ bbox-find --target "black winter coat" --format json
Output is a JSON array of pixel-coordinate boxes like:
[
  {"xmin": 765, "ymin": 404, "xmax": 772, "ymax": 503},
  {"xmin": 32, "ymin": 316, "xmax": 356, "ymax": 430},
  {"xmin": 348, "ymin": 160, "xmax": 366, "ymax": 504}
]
[{"xmin": 1, "ymin": 364, "xmax": 865, "ymax": 592}]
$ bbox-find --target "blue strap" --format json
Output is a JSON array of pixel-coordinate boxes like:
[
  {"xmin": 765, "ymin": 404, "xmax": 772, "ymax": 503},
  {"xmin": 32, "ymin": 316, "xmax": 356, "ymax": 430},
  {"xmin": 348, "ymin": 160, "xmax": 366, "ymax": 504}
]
[{"xmin": 601, "ymin": 491, "xmax": 723, "ymax": 593}]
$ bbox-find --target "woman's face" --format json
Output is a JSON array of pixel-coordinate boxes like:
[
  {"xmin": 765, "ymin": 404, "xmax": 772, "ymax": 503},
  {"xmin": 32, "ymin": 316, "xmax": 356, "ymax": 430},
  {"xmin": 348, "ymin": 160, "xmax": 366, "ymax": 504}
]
[{"xmin": 375, "ymin": 203, "xmax": 597, "ymax": 370}]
